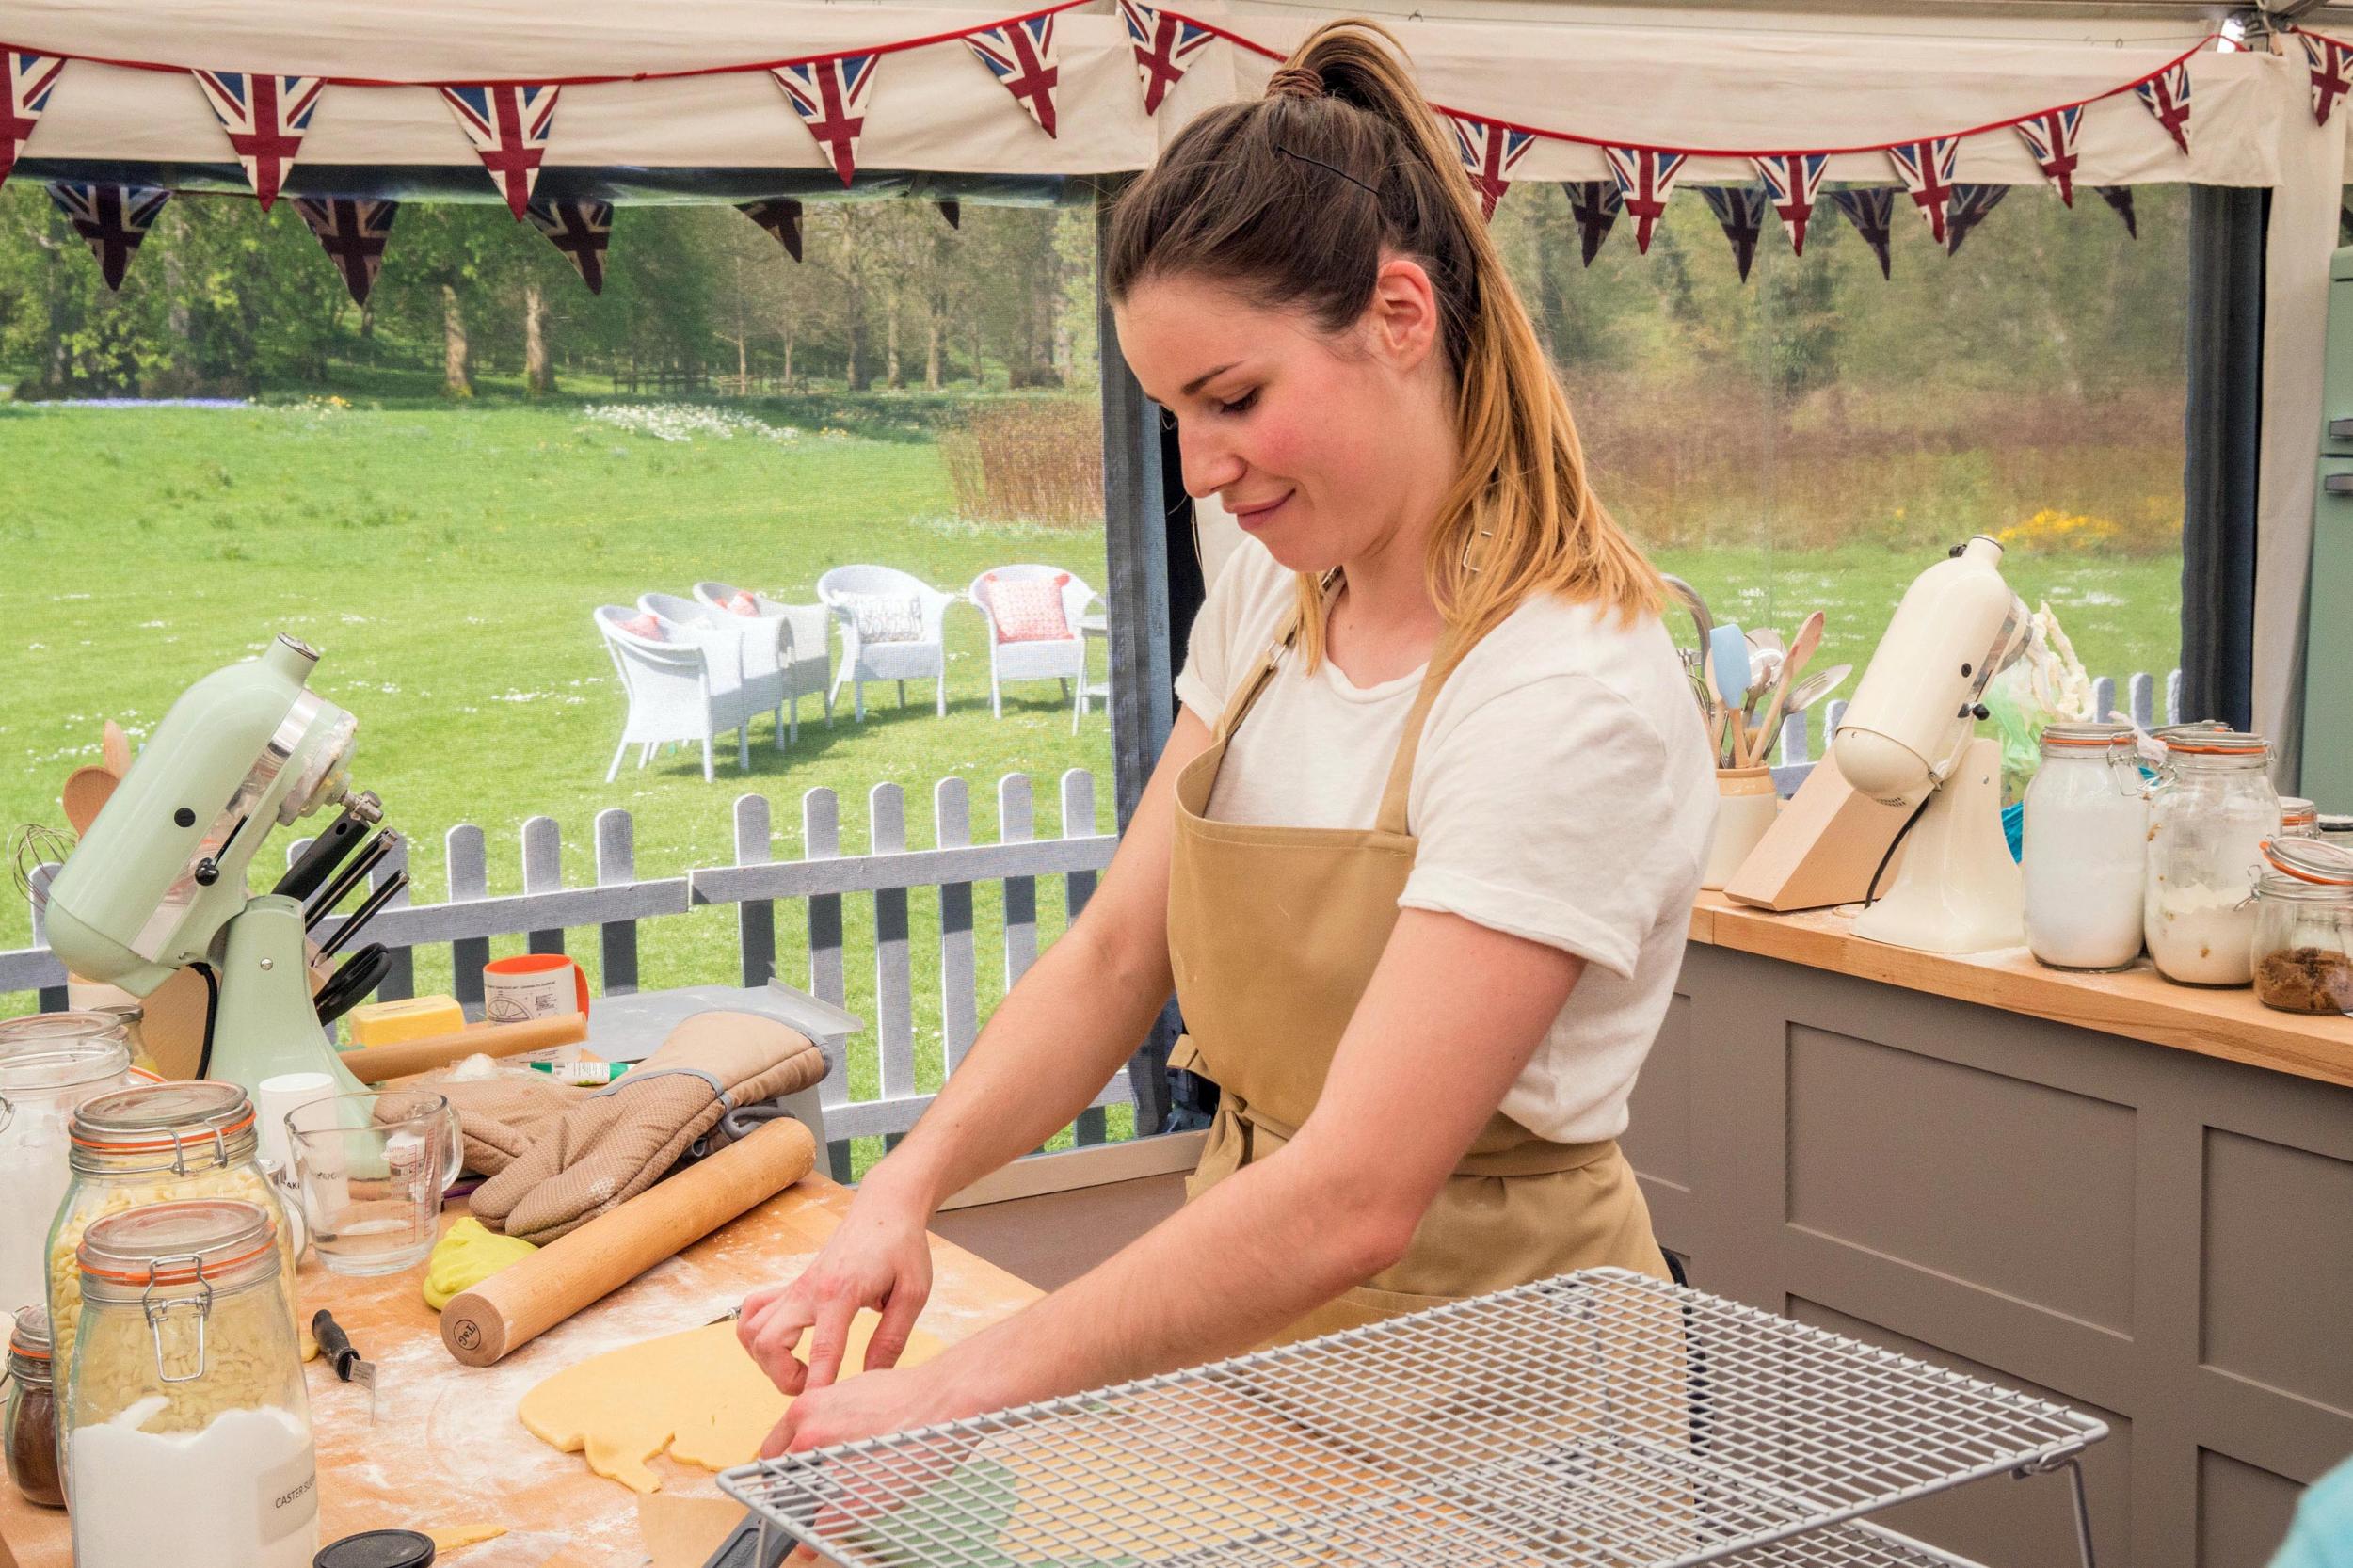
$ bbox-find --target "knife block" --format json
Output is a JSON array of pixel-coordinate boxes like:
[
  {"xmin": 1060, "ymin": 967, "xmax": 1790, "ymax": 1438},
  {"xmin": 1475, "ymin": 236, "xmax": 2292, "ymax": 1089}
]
[{"xmin": 1722, "ymin": 754, "xmax": 1915, "ymax": 911}]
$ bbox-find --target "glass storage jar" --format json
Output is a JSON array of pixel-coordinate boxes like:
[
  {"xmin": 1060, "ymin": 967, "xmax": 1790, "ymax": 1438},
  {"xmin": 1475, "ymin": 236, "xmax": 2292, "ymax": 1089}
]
[
  {"xmin": 2250, "ymin": 838, "xmax": 2353, "ymax": 1015},
  {"xmin": 47, "ymin": 1081, "xmax": 298, "ymax": 1382},
  {"xmin": 0, "ymin": 1021, "xmax": 142, "ymax": 1320},
  {"xmin": 65, "ymin": 1199, "xmax": 317, "ymax": 1568},
  {"xmin": 5, "ymin": 1304, "xmax": 61, "ymax": 1507},
  {"xmin": 2278, "ymin": 797, "xmax": 2320, "ymax": 839},
  {"xmin": 2142, "ymin": 729, "xmax": 2280, "ymax": 986},
  {"xmin": 2023, "ymin": 723, "xmax": 2148, "ymax": 971}
]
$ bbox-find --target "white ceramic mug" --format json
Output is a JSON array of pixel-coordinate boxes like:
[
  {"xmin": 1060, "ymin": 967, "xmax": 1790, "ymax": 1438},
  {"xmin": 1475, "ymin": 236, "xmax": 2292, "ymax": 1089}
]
[{"xmin": 482, "ymin": 953, "xmax": 590, "ymax": 1024}]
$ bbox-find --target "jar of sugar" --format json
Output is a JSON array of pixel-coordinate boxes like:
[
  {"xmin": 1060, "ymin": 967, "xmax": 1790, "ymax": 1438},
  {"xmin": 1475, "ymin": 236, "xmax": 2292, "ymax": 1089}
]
[
  {"xmin": 64, "ymin": 1198, "xmax": 315, "ymax": 1568},
  {"xmin": 2023, "ymin": 723, "xmax": 2149, "ymax": 971},
  {"xmin": 2142, "ymin": 729, "xmax": 2279, "ymax": 986}
]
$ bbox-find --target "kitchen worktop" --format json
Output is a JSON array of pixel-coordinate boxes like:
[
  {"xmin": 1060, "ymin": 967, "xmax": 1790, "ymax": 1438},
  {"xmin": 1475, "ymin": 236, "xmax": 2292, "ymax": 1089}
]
[
  {"xmin": 1689, "ymin": 890, "xmax": 2353, "ymax": 1089},
  {"xmin": 0, "ymin": 1176, "xmax": 1042, "ymax": 1568}
]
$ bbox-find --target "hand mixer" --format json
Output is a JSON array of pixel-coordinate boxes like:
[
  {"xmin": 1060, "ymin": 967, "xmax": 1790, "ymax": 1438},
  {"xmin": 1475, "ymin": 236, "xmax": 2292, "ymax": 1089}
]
[{"xmin": 41, "ymin": 635, "xmax": 388, "ymax": 1097}]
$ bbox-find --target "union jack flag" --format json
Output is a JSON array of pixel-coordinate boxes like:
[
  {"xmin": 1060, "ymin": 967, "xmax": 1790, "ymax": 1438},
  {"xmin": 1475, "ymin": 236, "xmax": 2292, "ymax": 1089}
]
[
  {"xmin": 1697, "ymin": 185, "xmax": 1769, "ymax": 283},
  {"xmin": 2301, "ymin": 34, "xmax": 2353, "ymax": 128},
  {"xmin": 1830, "ymin": 186, "xmax": 1895, "ymax": 280},
  {"xmin": 1563, "ymin": 180, "xmax": 1619, "ymax": 266},
  {"xmin": 292, "ymin": 196, "xmax": 397, "ymax": 306},
  {"xmin": 440, "ymin": 84, "xmax": 561, "ymax": 218},
  {"xmin": 2012, "ymin": 106, "xmax": 2083, "ymax": 206},
  {"xmin": 1119, "ymin": 0, "xmax": 1215, "ymax": 116},
  {"xmin": 771, "ymin": 56, "xmax": 879, "ymax": 187},
  {"xmin": 46, "ymin": 182, "xmax": 169, "ymax": 291},
  {"xmin": 1751, "ymin": 153, "xmax": 1828, "ymax": 255},
  {"xmin": 964, "ymin": 16, "xmax": 1061, "ymax": 137},
  {"xmin": 192, "ymin": 72, "xmax": 324, "ymax": 211},
  {"xmin": 0, "ymin": 53, "xmax": 65, "ymax": 191},
  {"xmin": 1942, "ymin": 183, "xmax": 2008, "ymax": 257},
  {"xmin": 739, "ymin": 198, "xmax": 805, "ymax": 262},
  {"xmin": 1885, "ymin": 136, "xmax": 1959, "ymax": 248},
  {"xmin": 1449, "ymin": 114, "xmax": 1533, "ymax": 220},
  {"xmin": 1602, "ymin": 146, "xmax": 1687, "ymax": 253},
  {"xmin": 2135, "ymin": 61, "xmax": 2191, "ymax": 155},
  {"xmin": 2092, "ymin": 184, "xmax": 2137, "ymax": 239},
  {"xmin": 528, "ymin": 200, "xmax": 613, "ymax": 295}
]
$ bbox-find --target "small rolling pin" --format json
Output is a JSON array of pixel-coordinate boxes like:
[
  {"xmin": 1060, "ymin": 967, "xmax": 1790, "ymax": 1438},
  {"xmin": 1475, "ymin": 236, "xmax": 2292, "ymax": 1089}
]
[
  {"xmin": 440, "ymin": 1115, "xmax": 817, "ymax": 1367},
  {"xmin": 337, "ymin": 1012, "xmax": 588, "ymax": 1084}
]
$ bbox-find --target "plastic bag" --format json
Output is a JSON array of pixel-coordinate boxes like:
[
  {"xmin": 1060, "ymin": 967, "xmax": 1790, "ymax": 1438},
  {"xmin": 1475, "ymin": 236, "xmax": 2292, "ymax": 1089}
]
[{"xmin": 1983, "ymin": 601, "xmax": 2093, "ymax": 806}]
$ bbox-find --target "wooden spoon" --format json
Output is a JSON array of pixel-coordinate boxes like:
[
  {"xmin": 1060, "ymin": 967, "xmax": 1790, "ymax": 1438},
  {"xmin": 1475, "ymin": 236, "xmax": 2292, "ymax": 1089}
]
[
  {"xmin": 101, "ymin": 720, "xmax": 131, "ymax": 778},
  {"xmin": 61, "ymin": 766, "xmax": 119, "ymax": 836},
  {"xmin": 1750, "ymin": 610, "xmax": 1826, "ymax": 768}
]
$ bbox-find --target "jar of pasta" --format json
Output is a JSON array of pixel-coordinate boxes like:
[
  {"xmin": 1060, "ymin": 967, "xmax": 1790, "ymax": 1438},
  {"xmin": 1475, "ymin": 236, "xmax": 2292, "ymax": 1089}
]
[
  {"xmin": 46, "ymin": 1081, "xmax": 298, "ymax": 1384},
  {"xmin": 65, "ymin": 1199, "xmax": 316, "ymax": 1568},
  {"xmin": 0, "ymin": 1021, "xmax": 143, "ymax": 1321}
]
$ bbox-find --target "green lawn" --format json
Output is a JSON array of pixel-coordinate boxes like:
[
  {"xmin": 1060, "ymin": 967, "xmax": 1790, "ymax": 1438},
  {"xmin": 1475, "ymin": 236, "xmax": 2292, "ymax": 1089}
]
[{"xmin": 0, "ymin": 397, "xmax": 2185, "ymax": 1170}]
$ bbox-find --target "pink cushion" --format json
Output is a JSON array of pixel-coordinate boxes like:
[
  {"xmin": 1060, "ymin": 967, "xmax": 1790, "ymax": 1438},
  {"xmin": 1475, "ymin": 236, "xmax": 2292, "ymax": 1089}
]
[
  {"xmin": 617, "ymin": 612, "xmax": 665, "ymax": 642},
  {"xmin": 986, "ymin": 573, "xmax": 1072, "ymax": 643},
  {"xmin": 724, "ymin": 591, "xmax": 760, "ymax": 617}
]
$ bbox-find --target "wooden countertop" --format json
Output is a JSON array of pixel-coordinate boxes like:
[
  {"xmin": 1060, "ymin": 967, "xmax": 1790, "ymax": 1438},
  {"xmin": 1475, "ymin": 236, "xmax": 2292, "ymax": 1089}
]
[
  {"xmin": 0, "ymin": 1176, "xmax": 1042, "ymax": 1568},
  {"xmin": 1689, "ymin": 891, "xmax": 2353, "ymax": 1089}
]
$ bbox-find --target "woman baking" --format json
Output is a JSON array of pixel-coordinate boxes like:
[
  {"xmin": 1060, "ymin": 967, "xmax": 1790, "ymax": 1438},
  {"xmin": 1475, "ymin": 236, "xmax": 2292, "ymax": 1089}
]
[{"xmin": 739, "ymin": 18, "xmax": 1715, "ymax": 1461}]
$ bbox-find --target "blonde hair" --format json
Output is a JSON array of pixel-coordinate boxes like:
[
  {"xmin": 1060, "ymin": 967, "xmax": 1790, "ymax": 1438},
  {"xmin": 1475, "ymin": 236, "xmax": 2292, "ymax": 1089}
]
[{"xmin": 1105, "ymin": 19, "xmax": 1662, "ymax": 670}]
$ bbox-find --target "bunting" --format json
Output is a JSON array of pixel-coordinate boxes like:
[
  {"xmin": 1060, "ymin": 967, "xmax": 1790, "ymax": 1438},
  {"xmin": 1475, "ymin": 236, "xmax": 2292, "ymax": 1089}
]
[
  {"xmin": 292, "ymin": 196, "xmax": 396, "ymax": 306},
  {"xmin": 1943, "ymin": 184, "xmax": 2007, "ymax": 256},
  {"xmin": 936, "ymin": 199, "xmax": 961, "ymax": 229},
  {"xmin": 528, "ymin": 199, "xmax": 613, "ymax": 294},
  {"xmin": 0, "ymin": 53, "xmax": 65, "ymax": 191},
  {"xmin": 739, "ymin": 197, "xmax": 805, "ymax": 262},
  {"xmin": 440, "ymin": 84, "xmax": 560, "ymax": 217},
  {"xmin": 192, "ymin": 72, "xmax": 324, "ymax": 210},
  {"xmin": 2012, "ymin": 106, "xmax": 2083, "ymax": 205},
  {"xmin": 1563, "ymin": 181, "xmax": 1619, "ymax": 266},
  {"xmin": 964, "ymin": 15, "xmax": 1061, "ymax": 137},
  {"xmin": 2091, "ymin": 184, "xmax": 2137, "ymax": 239},
  {"xmin": 1886, "ymin": 136, "xmax": 1960, "ymax": 248},
  {"xmin": 46, "ymin": 182, "xmax": 169, "ymax": 290},
  {"xmin": 1448, "ymin": 115, "xmax": 1534, "ymax": 219},
  {"xmin": 2135, "ymin": 62, "xmax": 2191, "ymax": 155},
  {"xmin": 1752, "ymin": 153, "xmax": 1829, "ymax": 255},
  {"xmin": 1698, "ymin": 185, "xmax": 1769, "ymax": 282},
  {"xmin": 1830, "ymin": 187, "xmax": 1895, "ymax": 280},
  {"xmin": 1120, "ymin": 0, "xmax": 1216, "ymax": 117},
  {"xmin": 1603, "ymin": 146, "xmax": 1687, "ymax": 253},
  {"xmin": 771, "ymin": 56, "xmax": 878, "ymax": 186},
  {"xmin": 2302, "ymin": 33, "xmax": 2353, "ymax": 127}
]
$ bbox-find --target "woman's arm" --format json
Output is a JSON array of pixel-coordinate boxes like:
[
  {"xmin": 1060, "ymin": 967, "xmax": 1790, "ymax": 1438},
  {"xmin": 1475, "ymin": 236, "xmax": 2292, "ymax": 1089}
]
[
  {"xmin": 765, "ymin": 905, "xmax": 1584, "ymax": 1450},
  {"xmin": 739, "ymin": 707, "xmax": 1214, "ymax": 1391}
]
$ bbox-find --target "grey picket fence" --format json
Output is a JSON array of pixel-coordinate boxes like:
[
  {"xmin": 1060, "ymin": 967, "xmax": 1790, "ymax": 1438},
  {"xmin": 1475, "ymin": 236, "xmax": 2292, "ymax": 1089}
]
[{"xmin": 6, "ymin": 769, "xmax": 1122, "ymax": 1182}]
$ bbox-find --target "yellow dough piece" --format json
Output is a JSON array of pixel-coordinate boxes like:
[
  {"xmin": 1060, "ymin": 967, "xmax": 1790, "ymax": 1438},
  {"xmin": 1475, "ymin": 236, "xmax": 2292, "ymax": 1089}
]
[
  {"xmin": 423, "ymin": 1217, "xmax": 539, "ymax": 1311},
  {"xmin": 425, "ymin": 1524, "xmax": 507, "ymax": 1552},
  {"xmin": 518, "ymin": 1314, "xmax": 941, "ymax": 1494}
]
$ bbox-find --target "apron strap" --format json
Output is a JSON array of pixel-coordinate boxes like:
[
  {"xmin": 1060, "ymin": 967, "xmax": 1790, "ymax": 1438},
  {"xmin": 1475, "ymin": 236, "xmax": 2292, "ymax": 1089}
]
[
  {"xmin": 1209, "ymin": 600, "xmax": 1307, "ymax": 744},
  {"xmin": 1372, "ymin": 636, "xmax": 1465, "ymax": 839}
]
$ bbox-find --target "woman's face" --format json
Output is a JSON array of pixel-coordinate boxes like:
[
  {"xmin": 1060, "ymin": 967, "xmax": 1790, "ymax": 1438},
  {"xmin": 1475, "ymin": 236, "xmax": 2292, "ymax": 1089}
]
[{"xmin": 1113, "ymin": 264, "xmax": 1452, "ymax": 576}]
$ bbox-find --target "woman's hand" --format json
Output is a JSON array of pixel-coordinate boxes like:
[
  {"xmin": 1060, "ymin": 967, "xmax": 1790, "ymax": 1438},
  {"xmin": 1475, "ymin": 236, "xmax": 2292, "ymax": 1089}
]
[{"xmin": 738, "ymin": 1178, "xmax": 936, "ymax": 1397}]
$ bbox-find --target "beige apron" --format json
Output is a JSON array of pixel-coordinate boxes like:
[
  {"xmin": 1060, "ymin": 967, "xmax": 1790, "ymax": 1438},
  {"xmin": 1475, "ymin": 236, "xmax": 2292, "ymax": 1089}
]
[{"xmin": 1167, "ymin": 602, "xmax": 1668, "ymax": 1349}]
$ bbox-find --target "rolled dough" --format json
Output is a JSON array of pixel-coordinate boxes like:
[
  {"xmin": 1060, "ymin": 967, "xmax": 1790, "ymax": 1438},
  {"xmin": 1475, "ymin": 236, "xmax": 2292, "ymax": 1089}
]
[{"xmin": 517, "ymin": 1313, "xmax": 941, "ymax": 1494}]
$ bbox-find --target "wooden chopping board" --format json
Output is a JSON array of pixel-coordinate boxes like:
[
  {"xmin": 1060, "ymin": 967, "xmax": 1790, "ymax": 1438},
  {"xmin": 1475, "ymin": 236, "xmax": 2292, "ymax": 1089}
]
[{"xmin": 0, "ymin": 1176, "xmax": 1042, "ymax": 1568}]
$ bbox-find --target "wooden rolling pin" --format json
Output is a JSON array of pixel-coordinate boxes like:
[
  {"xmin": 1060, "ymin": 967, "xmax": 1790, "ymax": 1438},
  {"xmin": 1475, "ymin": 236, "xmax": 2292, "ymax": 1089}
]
[
  {"xmin": 440, "ymin": 1115, "xmax": 817, "ymax": 1366},
  {"xmin": 338, "ymin": 1012, "xmax": 588, "ymax": 1083}
]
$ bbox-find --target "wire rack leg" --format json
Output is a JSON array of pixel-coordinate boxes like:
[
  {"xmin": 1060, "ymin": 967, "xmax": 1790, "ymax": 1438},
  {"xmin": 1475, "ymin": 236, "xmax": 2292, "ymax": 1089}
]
[{"xmin": 2063, "ymin": 1456, "xmax": 2098, "ymax": 1568}]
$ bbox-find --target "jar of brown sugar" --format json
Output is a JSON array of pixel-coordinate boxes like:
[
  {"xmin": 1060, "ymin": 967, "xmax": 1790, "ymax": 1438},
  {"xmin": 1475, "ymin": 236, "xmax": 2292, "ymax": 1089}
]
[
  {"xmin": 2250, "ymin": 838, "xmax": 2353, "ymax": 1015},
  {"xmin": 5, "ymin": 1304, "xmax": 61, "ymax": 1507}
]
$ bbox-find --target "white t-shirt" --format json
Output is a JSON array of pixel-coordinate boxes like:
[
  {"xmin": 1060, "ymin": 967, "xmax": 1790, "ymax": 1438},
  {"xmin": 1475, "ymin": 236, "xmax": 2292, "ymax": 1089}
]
[{"xmin": 1172, "ymin": 541, "xmax": 1717, "ymax": 1144}]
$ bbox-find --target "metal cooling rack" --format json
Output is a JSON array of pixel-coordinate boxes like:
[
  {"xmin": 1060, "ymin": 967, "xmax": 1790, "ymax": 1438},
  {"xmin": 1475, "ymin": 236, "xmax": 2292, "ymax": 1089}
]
[{"xmin": 717, "ymin": 1268, "xmax": 2106, "ymax": 1568}]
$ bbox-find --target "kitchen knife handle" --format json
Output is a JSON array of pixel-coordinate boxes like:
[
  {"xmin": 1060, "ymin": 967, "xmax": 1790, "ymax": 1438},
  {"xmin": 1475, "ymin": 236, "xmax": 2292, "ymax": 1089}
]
[
  {"xmin": 273, "ymin": 806, "xmax": 374, "ymax": 902},
  {"xmin": 312, "ymin": 1309, "xmax": 359, "ymax": 1380}
]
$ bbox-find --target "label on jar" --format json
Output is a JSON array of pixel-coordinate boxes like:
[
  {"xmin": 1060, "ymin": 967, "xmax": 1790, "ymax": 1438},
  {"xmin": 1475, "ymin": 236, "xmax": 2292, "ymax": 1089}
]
[{"xmin": 257, "ymin": 1445, "xmax": 319, "ymax": 1543}]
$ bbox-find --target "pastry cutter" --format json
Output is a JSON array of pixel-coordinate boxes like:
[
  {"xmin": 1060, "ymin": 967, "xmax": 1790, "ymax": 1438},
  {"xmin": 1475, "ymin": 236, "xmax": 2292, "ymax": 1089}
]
[{"xmin": 313, "ymin": 1308, "xmax": 378, "ymax": 1422}]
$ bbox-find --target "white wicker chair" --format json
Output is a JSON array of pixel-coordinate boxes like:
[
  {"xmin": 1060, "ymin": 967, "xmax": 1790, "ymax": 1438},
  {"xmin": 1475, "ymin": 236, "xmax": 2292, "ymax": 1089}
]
[
  {"xmin": 815, "ymin": 565, "xmax": 958, "ymax": 722},
  {"xmin": 593, "ymin": 606, "xmax": 757, "ymax": 782},
  {"xmin": 967, "ymin": 566, "xmax": 1100, "ymax": 722},
  {"xmin": 692, "ymin": 581, "xmax": 833, "ymax": 744}
]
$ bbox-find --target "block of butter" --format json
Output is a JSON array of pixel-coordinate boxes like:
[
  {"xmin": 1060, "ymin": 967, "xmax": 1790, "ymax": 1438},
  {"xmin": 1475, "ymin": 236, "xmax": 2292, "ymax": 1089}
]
[{"xmin": 349, "ymin": 994, "xmax": 466, "ymax": 1047}]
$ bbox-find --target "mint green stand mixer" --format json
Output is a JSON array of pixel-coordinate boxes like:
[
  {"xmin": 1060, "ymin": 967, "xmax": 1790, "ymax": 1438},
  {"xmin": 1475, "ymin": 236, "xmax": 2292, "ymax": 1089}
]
[{"xmin": 43, "ymin": 635, "xmax": 382, "ymax": 1098}]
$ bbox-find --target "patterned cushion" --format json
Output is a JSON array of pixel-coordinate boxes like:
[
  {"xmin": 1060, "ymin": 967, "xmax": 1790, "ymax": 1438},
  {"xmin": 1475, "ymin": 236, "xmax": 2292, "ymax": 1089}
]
[
  {"xmin": 986, "ymin": 573, "xmax": 1072, "ymax": 643},
  {"xmin": 842, "ymin": 592, "xmax": 926, "ymax": 644},
  {"xmin": 616, "ymin": 612, "xmax": 664, "ymax": 642},
  {"xmin": 723, "ymin": 590, "xmax": 761, "ymax": 617}
]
